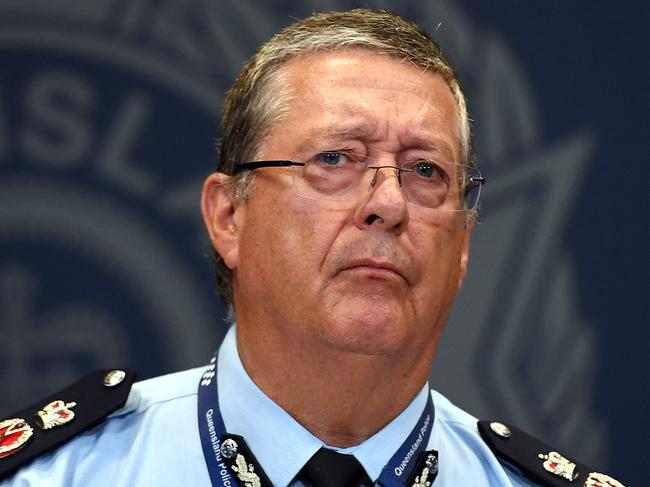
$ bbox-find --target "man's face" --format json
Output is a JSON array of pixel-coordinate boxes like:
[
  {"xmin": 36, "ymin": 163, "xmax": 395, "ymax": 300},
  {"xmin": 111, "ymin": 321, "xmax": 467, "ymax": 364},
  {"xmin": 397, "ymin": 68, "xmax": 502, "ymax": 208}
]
[{"xmin": 212, "ymin": 50, "xmax": 472, "ymax": 360}]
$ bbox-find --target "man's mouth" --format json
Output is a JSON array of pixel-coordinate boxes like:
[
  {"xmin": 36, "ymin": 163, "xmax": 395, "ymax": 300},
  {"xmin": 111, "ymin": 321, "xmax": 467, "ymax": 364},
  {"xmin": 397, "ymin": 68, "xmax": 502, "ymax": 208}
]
[{"xmin": 342, "ymin": 259, "xmax": 407, "ymax": 282}]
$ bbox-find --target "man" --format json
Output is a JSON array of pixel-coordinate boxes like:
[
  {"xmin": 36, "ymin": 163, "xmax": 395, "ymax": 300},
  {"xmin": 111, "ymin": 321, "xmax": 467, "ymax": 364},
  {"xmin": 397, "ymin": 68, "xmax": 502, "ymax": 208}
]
[{"xmin": 0, "ymin": 9, "xmax": 623, "ymax": 487}]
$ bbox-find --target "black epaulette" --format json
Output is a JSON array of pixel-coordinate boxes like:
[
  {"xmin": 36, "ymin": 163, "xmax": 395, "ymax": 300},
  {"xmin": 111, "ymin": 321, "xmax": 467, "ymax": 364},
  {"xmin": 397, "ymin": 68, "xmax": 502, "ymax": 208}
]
[
  {"xmin": 478, "ymin": 420, "xmax": 626, "ymax": 486},
  {"xmin": 0, "ymin": 369, "xmax": 136, "ymax": 481}
]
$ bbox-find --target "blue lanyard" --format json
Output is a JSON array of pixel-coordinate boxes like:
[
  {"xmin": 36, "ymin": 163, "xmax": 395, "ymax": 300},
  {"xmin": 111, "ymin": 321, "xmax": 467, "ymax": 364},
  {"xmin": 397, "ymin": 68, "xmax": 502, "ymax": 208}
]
[
  {"xmin": 197, "ymin": 353, "xmax": 435, "ymax": 487},
  {"xmin": 376, "ymin": 393, "xmax": 434, "ymax": 486},
  {"xmin": 197, "ymin": 355, "xmax": 238, "ymax": 487}
]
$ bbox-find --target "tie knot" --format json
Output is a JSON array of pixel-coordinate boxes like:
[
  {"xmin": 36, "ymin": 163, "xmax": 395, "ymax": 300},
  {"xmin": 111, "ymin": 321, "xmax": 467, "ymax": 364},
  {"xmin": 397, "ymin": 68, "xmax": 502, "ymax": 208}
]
[{"xmin": 299, "ymin": 448, "xmax": 370, "ymax": 487}]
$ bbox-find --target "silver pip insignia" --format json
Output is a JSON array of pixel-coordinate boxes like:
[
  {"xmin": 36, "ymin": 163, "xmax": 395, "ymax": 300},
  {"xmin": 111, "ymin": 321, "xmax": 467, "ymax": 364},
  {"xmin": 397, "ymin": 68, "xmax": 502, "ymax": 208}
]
[{"xmin": 584, "ymin": 471, "xmax": 625, "ymax": 487}]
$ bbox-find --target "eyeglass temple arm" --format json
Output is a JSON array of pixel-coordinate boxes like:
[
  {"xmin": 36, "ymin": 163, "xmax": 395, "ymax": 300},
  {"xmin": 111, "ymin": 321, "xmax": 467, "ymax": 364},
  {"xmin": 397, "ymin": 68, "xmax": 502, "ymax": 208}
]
[
  {"xmin": 469, "ymin": 176, "xmax": 486, "ymax": 185},
  {"xmin": 231, "ymin": 161, "xmax": 305, "ymax": 175}
]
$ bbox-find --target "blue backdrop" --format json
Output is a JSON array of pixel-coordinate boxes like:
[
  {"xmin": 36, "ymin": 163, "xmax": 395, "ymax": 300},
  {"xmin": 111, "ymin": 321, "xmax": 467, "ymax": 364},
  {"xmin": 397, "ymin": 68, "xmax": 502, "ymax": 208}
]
[{"xmin": 0, "ymin": 1, "xmax": 645, "ymax": 484}]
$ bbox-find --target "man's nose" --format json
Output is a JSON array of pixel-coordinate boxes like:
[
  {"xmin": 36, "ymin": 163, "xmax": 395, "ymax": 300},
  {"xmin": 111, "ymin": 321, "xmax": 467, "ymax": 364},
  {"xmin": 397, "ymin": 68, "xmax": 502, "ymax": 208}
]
[{"xmin": 353, "ymin": 166, "xmax": 409, "ymax": 232}]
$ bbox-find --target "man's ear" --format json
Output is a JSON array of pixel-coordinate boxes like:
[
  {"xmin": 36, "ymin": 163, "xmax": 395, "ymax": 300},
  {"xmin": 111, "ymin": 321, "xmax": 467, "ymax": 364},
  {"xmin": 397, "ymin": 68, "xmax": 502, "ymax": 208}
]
[
  {"xmin": 457, "ymin": 219, "xmax": 475, "ymax": 291},
  {"xmin": 201, "ymin": 173, "xmax": 241, "ymax": 270}
]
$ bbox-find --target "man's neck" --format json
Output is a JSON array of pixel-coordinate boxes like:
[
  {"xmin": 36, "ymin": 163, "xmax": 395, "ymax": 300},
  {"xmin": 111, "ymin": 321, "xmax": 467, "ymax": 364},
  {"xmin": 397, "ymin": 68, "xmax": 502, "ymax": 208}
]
[{"xmin": 235, "ymin": 324, "xmax": 434, "ymax": 448}]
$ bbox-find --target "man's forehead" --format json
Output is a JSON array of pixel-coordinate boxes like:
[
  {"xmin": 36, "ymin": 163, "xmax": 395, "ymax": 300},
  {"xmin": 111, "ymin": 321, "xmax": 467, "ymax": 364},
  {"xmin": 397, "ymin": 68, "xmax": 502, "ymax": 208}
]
[
  {"xmin": 256, "ymin": 50, "xmax": 462, "ymax": 162},
  {"xmin": 286, "ymin": 48, "xmax": 441, "ymax": 92}
]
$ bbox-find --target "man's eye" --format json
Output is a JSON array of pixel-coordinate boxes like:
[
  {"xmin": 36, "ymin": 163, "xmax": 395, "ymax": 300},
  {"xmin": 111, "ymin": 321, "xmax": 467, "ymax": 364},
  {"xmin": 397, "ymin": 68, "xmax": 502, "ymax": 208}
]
[
  {"xmin": 317, "ymin": 152, "xmax": 346, "ymax": 166},
  {"xmin": 414, "ymin": 162, "xmax": 442, "ymax": 178}
]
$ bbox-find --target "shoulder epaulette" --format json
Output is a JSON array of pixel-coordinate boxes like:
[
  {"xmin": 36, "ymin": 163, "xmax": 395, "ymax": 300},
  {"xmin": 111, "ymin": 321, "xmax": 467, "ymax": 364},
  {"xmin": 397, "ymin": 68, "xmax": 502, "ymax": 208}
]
[
  {"xmin": 0, "ymin": 369, "xmax": 135, "ymax": 480},
  {"xmin": 478, "ymin": 420, "xmax": 625, "ymax": 486}
]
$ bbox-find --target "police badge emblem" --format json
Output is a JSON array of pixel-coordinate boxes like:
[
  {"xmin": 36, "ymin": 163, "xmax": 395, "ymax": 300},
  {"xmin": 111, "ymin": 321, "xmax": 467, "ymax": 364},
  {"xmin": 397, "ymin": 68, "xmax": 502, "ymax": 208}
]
[
  {"xmin": 35, "ymin": 400, "xmax": 77, "ymax": 430},
  {"xmin": 538, "ymin": 450, "xmax": 579, "ymax": 481},
  {"xmin": 0, "ymin": 418, "xmax": 34, "ymax": 458},
  {"xmin": 231, "ymin": 453, "xmax": 261, "ymax": 487},
  {"xmin": 407, "ymin": 450, "xmax": 439, "ymax": 487}
]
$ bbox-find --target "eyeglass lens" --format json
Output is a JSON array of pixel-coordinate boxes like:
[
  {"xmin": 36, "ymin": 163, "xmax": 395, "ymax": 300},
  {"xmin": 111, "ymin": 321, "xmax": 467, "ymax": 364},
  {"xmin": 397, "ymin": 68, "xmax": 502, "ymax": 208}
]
[{"xmin": 291, "ymin": 153, "xmax": 482, "ymax": 210}]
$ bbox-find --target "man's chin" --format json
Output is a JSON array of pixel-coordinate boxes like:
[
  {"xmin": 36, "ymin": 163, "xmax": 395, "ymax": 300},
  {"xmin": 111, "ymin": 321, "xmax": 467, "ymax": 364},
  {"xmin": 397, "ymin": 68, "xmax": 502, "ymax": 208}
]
[{"xmin": 318, "ymin": 308, "xmax": 412, "ymax": 356}]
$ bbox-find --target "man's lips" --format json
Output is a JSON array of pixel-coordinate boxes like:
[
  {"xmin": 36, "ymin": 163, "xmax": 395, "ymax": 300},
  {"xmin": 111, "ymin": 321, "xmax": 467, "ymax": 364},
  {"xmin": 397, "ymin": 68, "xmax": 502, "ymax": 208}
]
[{"xmin": 341, "ymin": 259, "xmax": 408, "ymax": 282}]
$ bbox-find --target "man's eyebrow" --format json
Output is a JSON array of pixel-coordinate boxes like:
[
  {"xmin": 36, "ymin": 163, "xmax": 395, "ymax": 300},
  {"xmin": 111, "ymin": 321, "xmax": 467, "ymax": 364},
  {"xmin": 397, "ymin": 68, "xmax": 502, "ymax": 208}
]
[
  {"xmin": 302, "ymin": 125, "xmax": 458, "ymax": 161},
  {"xmin": 402, "ymin": 133, "xmax": 457, "ymax": 161},
  {"xmin": 307, "ymin": 124, "xmax": 376, "ymax": 140}
]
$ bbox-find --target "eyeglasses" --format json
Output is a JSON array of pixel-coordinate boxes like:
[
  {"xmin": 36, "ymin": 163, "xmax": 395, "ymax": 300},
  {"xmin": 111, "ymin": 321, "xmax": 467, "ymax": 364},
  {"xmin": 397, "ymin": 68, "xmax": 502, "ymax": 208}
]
[{"xmin": 232, "ymin": 151, "xmax": 485, "ymax": 211}]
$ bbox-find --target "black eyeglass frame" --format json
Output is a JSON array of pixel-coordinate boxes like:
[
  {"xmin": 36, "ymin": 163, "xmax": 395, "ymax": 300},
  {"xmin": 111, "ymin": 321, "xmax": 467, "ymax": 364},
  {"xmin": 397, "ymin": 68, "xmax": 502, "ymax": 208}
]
[{"xmin": 231, "ymin": 160, "xmax": 486, "ymax": 210}]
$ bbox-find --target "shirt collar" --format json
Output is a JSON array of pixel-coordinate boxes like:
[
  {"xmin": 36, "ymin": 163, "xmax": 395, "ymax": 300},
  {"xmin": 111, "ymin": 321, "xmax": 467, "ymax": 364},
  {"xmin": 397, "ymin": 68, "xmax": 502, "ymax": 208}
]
[
  {"xmin": 217, "ymin": 325, "xmax": 430, "ymax": 485},
  {"xmin": 334, "ymin": 385, "xmax": 429, "ymax": 481}
]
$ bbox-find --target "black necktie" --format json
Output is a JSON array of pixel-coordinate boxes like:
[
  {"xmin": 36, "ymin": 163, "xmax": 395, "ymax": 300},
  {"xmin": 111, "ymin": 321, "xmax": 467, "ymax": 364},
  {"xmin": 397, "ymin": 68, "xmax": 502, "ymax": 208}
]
[{"xmin": 298, "ymin": 447, "xmax": 372, "ymax": 487}]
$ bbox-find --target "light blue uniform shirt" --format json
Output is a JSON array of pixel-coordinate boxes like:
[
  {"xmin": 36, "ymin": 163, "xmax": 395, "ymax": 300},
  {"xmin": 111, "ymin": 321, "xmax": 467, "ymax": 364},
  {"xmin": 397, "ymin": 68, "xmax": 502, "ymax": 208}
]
[{"xmin": 2, "ymin": 326, "xmax": 538, "ymax": 486}]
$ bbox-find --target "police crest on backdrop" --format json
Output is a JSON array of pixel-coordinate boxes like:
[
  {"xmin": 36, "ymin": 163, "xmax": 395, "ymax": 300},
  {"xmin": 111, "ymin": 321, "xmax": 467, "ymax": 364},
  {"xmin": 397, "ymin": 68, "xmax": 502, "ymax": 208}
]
[
  {"xmin": 1, "ymin": 0, "xmax": 605, "ymax": 475},
  {"xmin": 0, "ymin": 0, "xmax": 231, "ymax": 413}
]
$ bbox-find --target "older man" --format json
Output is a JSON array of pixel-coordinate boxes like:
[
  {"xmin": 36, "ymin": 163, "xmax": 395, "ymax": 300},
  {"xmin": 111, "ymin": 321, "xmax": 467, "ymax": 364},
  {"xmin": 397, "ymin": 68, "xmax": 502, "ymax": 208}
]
[{"xmin": 0, "ymin": 9, "xmax": 623, "ymax": 487}]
